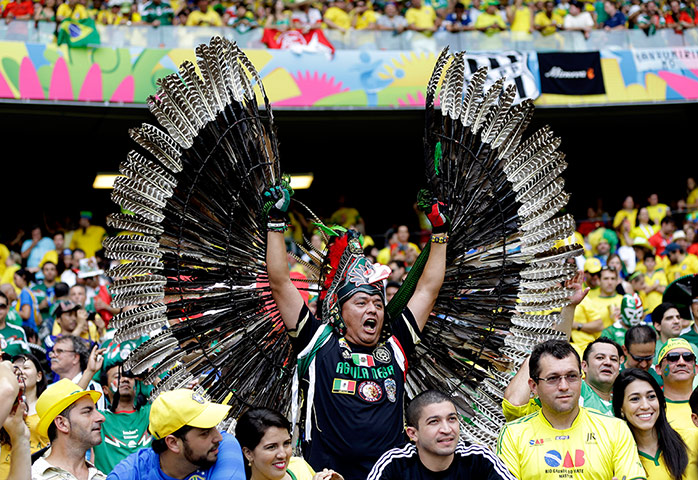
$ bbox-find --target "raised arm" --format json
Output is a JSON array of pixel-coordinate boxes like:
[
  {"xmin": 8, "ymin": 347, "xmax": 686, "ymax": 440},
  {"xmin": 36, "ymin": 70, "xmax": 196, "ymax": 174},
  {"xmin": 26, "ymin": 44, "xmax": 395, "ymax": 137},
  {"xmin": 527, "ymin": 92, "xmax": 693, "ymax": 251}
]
[
  {"xmin": 407, "ymin": 197, "xmax": 448, "ymax": 330},
  {"xmin": 264, "ymin": 184, "xmax": 305, "ymax": 331}
]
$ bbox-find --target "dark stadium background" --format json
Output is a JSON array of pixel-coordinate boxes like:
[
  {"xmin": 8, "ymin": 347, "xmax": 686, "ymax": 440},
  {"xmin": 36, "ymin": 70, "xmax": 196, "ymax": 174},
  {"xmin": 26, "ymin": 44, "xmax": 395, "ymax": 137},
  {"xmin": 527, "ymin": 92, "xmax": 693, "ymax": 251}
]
[{"xmin": 3, "ymin": 101, "xmax": 695, "ymax": 242}]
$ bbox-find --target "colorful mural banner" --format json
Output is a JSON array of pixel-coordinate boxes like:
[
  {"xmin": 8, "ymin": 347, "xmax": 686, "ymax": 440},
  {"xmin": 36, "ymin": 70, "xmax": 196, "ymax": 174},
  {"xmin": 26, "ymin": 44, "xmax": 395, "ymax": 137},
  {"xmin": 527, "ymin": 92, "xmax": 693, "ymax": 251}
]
[{"xmin": 1, "ymin": 41, "xmax": 697, "ymax": 106}]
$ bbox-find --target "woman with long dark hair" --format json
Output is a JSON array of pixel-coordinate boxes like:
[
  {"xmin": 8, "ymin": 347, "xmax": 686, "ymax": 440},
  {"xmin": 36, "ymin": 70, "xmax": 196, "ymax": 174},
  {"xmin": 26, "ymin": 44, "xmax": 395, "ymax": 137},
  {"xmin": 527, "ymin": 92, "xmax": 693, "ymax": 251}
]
[
  {"xmin": 235, "ymin": 407, "xmax": 343, "ymax": 480},
  {"xmin": 613, "ymin": 368, "xmax": 698, "ymax": 479},
  {"xmin": 13, "ymin": 353, "xmax": 48, "ymax": 453}
]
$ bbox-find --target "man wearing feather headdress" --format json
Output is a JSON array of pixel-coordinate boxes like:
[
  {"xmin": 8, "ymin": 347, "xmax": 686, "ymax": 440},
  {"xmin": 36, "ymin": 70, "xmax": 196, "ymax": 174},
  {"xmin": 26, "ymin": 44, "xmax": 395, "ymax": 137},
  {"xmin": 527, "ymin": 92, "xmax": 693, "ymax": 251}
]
[{"xmin": 265, "ymin": 185, "xmax": 448, "ymax": 480}]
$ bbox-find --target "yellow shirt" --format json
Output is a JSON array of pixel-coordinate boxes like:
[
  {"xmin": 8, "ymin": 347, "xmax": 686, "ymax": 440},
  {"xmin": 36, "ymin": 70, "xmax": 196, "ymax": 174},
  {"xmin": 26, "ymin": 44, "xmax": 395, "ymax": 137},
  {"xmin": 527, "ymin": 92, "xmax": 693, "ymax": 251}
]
[
  {"xmin": 185, "ymin": 7, "xmax": 222, "ymax": 25},
  {"xmin": 646, "ymin": 204, "xmax": 670, "ymax": 226},
  {"xmin": 405, "ymin": 5, "xmax": 436, "ymax": 29},
  {"xmin": 571, "ymin": 298, "xmax": 604, "ymax": 351},
  {"xmin": 57, "ymin": 3, "xmax": 89, "ymax": 20},
  {"xmin": 666, "ymin": 400, "xmax": 698, "ymax": 433},
  {"xmin": 69, "ymin": 225, "xmax": 107, "ymax": 258},
  {"xmin": 474, "ymin": 11, "xmax": 506, "ymax": 32},
  {"xmin": 509, "ymin": 5, "xmax": 532, "ymax": 32},
  {"xmin": 324, "ymin": 5, "xmax": 351, "ymax": 28},
  {"xmin": 630, "ymin": 224, "xmax": 658, "ymax": 241},
  {"xmin": 52, "ymin": 320, "xmax": 101, "ymax": 343},
  {"xmin": 643, "ymin": 269, "xmax": 668, "ymax": 314},
  {"xmin": 638, "ymin": 427, "xmax": 698, "ymax": 480},
  {"xmin": 614, "ymin": 209, "xmax": 638, "ymax": 229},
  {"xmin": 497, "ymin": 407, "xmax": 647, "ymax": 480},
  {"xmin": 666, "ymin": 254, "xmax": 698, "ymax": 282},
  {"xmin": 351, "ymin": 8, "xmax": 377, "ymax": 29},
  {"xmin": 27, "ymin": 413, "xmax": 49, "ymax": 453},
  {"xmin": 589, "ymin": 293, "xmax": 623, "ymax": 329},
  {"xmin": 534, "ymin": 10, "xmax": 563, "ymax": 35}
]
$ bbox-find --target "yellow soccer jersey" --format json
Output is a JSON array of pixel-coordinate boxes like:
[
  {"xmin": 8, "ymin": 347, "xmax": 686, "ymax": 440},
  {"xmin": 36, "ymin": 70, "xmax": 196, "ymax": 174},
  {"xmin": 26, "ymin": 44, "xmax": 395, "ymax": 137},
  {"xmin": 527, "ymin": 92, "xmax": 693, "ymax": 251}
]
[
  {"xmin": 589, "ymin": 293, "xmax": 622, "ymax": 329},
  {"xmin": 639, "ymin": 427, "xmax": 698, "ymax": 480},
  {"xmin": 503, "ymin": 397, "xmax": 540, "ymax": 422},
  {"xmin": 496, "ymin": 407, "xmax": 647, "ymax": 480},
  {"xmin": 643, "ymin": 269, "xmax": 668, "ymax": 314},
  {"xmin": 571, "ymin": 298, "xmax": 603, "ymax": 351},
  {"xmin": 630, "ymin": 224, "xmax": 658, "ymax": 241},
  {"xmin": 646, "ymin": 204, "xmax": 670, "ymax": 226},
  {"xmin": 666, "ymin": 255, "xmax": 698, "ymax": 282},
  {"xmin": 666, "ymin": 400, "xmax": 698, "ymax": 433}
]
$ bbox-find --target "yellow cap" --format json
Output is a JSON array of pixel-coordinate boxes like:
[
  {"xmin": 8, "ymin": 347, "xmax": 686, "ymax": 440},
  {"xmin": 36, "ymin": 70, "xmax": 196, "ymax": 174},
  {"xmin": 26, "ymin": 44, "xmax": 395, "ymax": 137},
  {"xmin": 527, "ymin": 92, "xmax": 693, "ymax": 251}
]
[
  {"xmin": 657, "ymin": 338, "xmax": 696, "ymax": 363},
  {"xmin": 36, "ymin": 379, "xmax": 102, "ymax": 438},
  {"xmin": 149, "ymin": 389, "xmax": 231, "ymax": 440},
  {"xmin": 584, "ymin": 257, "xmax": 602, "ymax": 274}
]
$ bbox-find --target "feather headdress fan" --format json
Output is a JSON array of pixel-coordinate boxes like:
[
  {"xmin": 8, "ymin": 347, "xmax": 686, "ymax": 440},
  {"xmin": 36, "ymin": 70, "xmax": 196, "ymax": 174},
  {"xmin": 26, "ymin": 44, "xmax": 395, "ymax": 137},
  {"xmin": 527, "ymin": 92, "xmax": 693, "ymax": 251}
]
[{"xmin": 105, "ymin": 39, "xmax": 580, "ymax": 446}]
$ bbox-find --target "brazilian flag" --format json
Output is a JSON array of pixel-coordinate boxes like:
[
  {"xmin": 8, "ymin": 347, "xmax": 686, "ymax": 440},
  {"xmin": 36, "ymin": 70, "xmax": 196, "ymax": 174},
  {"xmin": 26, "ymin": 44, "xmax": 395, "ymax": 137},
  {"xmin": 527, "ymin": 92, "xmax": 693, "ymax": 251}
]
[{"xmin": 57, "ymin": 18, "xmax": 101, "ymax": 47}]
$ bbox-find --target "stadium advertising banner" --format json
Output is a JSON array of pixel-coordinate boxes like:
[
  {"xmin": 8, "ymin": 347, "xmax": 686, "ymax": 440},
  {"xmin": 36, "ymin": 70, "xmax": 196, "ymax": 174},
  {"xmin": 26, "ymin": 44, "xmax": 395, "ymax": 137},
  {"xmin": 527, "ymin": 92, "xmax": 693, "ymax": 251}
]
[
  {"xmin": 537, "ymin": 52, "xmax": 605, "ymax": 96},
  {"xmin": 0, "ymin": 42, "xmax": 697, "ymax": 107}
]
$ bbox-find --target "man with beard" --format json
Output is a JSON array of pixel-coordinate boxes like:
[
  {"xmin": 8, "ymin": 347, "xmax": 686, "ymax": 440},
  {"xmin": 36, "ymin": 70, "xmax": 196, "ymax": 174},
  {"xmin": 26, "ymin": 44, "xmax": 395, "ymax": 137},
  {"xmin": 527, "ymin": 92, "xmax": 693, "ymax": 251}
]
[
  {"xmin": 368, "ymin": 390, "xmax": 516, "ymax": 479},
  {"xmin": 107, "ymin": 388, "xmax": 245, "ymax": 480},
  {"xmin": 32, "ymin": 379, "xmax": 106, "ymax": 479}
]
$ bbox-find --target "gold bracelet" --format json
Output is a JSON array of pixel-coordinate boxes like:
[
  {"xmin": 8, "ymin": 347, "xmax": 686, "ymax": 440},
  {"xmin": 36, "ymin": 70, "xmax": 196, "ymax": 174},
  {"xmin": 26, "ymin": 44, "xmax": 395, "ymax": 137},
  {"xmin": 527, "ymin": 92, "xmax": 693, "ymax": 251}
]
[{"xmin": 431, "ymin": 234, "xmax": 448, "ymax": 244}]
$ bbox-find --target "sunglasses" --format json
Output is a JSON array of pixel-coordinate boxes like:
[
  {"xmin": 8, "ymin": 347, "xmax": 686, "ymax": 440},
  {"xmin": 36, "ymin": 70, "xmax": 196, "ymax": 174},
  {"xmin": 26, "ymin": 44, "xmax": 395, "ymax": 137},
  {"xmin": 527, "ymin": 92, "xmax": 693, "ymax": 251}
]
[
  {"xmin": 0, "ymin": 304, "xmax": 7, "ymax": 309},
  {"xmin": 629, "ymin": 353, "xmax": 654, "ymax": 363},
  {"xmin": 664, "ymin": 352, "xmax": 696, "ymax": 363}
]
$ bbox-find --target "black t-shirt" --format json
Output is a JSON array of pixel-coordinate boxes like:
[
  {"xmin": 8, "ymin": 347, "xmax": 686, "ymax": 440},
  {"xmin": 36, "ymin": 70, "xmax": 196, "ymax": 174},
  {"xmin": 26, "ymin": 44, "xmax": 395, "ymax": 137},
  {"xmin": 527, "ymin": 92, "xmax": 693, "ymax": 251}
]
[
  {"xmin": 367, "ymin": 442, "xmax": 517, "ymax": 480},
  {"xmin": 289, "ymin": 304, "xmax": 422, "ymax": 480}
]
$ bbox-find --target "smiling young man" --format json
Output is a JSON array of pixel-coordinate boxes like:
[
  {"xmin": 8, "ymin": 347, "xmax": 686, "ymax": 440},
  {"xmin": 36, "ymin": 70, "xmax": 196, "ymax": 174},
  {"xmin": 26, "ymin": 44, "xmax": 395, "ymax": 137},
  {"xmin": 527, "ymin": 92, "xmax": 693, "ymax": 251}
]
[
  {"xmin": 496, "ymin": 339, "xmax": 646, "ymax": 480},
  {"xmin": 266, "ymin": 189, "xmax": 447, "ymax": 480},
  {"xmin": 368, "ymin": 390, "xmax": 515, "ymax": 479}
]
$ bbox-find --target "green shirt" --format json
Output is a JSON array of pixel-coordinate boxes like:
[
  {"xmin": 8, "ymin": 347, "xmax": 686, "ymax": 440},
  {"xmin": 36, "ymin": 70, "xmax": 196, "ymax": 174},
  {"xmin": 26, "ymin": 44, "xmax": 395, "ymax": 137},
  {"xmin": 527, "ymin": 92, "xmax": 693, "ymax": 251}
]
[
  {"xmin": 0, "ymin": 323, "xmax": 30, "ymax": 357},
  {"xmin": 580, "ymin": 380, "xmax": 613, "ymax": 415},
  {"xmin": 600, "ymin": 321, "xmax": 627, "ymax": 346},
  {"xmin": 93, "ymin": 403, "xmax": 152, "ymax": 474}
]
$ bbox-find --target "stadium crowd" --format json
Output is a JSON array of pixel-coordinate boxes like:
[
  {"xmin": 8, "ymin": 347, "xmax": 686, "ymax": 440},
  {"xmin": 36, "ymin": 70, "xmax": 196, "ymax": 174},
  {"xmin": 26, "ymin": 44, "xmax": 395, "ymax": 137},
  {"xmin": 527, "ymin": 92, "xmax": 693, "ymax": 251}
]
[
  {"xmin": 3, "ymin": 0, "xmax": 698, "ymax": 38},
  {"xmin": 0, "ymin": 176, "xmax": 697, "ymax": 479}
]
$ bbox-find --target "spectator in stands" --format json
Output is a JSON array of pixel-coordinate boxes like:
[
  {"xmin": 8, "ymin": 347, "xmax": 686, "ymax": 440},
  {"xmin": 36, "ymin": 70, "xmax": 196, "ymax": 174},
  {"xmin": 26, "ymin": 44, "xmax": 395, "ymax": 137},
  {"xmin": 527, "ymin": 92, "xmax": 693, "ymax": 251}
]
[
  {"xmin": 601, "ymin": 293, "xmax": 644, "ymax": 347},
  {"xmin": 665, "ymin": 242, "xmax": 698, "ymax": 282},
  {"xmin": 534, "ymin": 0, "xmax": 563, "ymax": 35},
  {"xmin": 87, "ymin": 0, "xmax": 105, "ymax": 19},
  {"xmin": 507, "ymin": 0, "xmax": 533, "ymax": 34},
  {"xmin": 48, "ymin": 335, "xmax": 106, "ymax": 409},
  {"xmin": 640, "ymin": 254, "xmax": 667, "ymax": 315},
  {"xmin": 602, "ymin": 0, "xmax": 626, "ymax": 29},
  {"xmin": 665, "ymin": 0, "xmax": 694, "ymax": 33},
  {"xmin": 647, "ymin": 193, "xmax": 670, "ymax": 226},
  {"xmin": 226, "ymin": 3, "xmax": 259, "ymax": 32},
  {"xmin": 56, "ymin": 0, "xmax": 90, "ymax": 23},
  {"xmin": 497, "ymin": 340, "xmax": 645, "ymax": 480},
  {"xmin": 290, "ymin": 0, "xmax": 323, "ymax": 33},
  {"xmin": 385, "ymin": 281, "xmax": 400, "ymax": 303},
  {"xmin": 236, "ymin": 407, "xmax": 341, "ymax": 480},
  {"xmin": 61, "ymin": 248, "xmax": 85, "ymax": 287},
  {"xmin": 655, "ymin": 338, "xmax": 698, "ymax": 431},
  {"xmin": 0, "ymin": 285, "xmax": 22, "ymax": 328},
  {"xmin": 388, "ymin": 259, "xmax": 406, "ymax": 283},
  {"xmin": 474, "ymin": 0, "xmax": 506, "ymax": 33},
  {"xmin": 630, "ymin": 207, "xmax": 658, "ymax": 242},
  {"xmin": 14, "ymin": 269, "xmax": 41, "ymax": 333},
  {"xmin": 623, "ymin": 324, "xmax": 659, "ymax": 377},
  {"xmin": 613, "ymin": 195, "xmax": 637, "ymax": 230},
  {"xmin": 351, "ymin": 0, "xmax": 377, "ymax": 29},
  {"xmin": 405, "ymin": 0, "xmax": 439, "ymax": 34},
  {"xmin": 649, "ymin": 215, "xmax": 676, "ymax": 256},
  {"xmin": 375, "ymin": 2, "xmax": 408, "ymax": 33},
  {"xmin": 467, "ymin": 0, "xmax": 482, "ymax": 24},
  {"xmin": 13, "ymin": 353, "xmax": 49, "ymax": 454},
  {"xmin": 389, "ymin": 225, "xmax": 421, "ymax": 267},
  {"xmin": 612, "ymin": 368, "xmax": 695, "ymax": 480},
  {"xmin": 33, "ymin": 379, "xmax": 105, "ymax": 479},
  {"xmin": 2, "ymin": 398, "xmax": 31, "ymax": 480},
  {"xmin": 33, "ymin": 261, "xmax": 58, "ymax": 328},
  {"xmin": 442, "ymin": 2, "xmax": 472, "ymax": 31},
  {"xmin": 49, "ymin": 299, "xmax": 100, "ymax": 344},
  {"xmin": 142, "ymin": 0, "xmax": 175, "ymax": 25},
  {"xmin": 679, "ymin": 177, "xmax": 698, "ymax": 213},
  {"xmin": 636, "ymin": 0, "xmax": 665, "ymax": 35},
  {"xmin": 652, "ymin": 302, "xmax": 690, "ymax": 358},
  {"xmin": 108, "ymin": 388, "xmax": 245, "ymax": 480},
  {"xmin": 579, "ymin": 337, "xmax": 622, "ymax": 415},
  {"xmin": 185, "ymin": 0, "xmax": 222, "ymax": 26},
  {"xmin": 367, "ymin": 390, "xmax": 515, "ymax": 479},
  {"xmin": 265, "ymin": 0, "xmax": 291, "ymax": 30},
  {"xmin": 21, "ymin": 227, "xmax": 55, "ymax": 275},
  {"xmin": 2, "ymin": 0, "xmax": 34, "ymax": 23},
  {"xmin": 0, "ymin": 291, "xmax": 29, "ymax": 358},
  {"xmin": 324, "ymin": 0, "xmax": 352, "ymax": 33},
  {"xmin": 92, "ymin": 358, "xmax": 151, "ymax": 474},
  {"xmin": 34, "ymin": 0, "xmax": 57, "ymax": 22}
]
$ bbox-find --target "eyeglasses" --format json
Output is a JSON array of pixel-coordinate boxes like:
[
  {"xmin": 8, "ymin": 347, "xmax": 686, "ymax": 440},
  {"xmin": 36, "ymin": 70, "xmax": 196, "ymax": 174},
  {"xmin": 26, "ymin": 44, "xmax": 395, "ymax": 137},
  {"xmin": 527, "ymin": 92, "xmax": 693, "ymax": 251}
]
[
  {"xmin": 534, "ymin": 373, "xmax": 581, "ymax": 385},
  {"xmin": 629, "ymin": 353, "xmax": 654, "ymax": 363},
  {"xmin": 0, "ymin": 304, "xmax": 7, "ymax": 309},
  {"xmin": 49, "ymin": 348, "xmax": 76, "ymax": 357},
  {"xmin": 664, "ymin": 352, "xmax": 696, "ymax": 363},
  {"xmin": 601, "ymin": 265, "xmax": 617, "ymax": 272}
]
